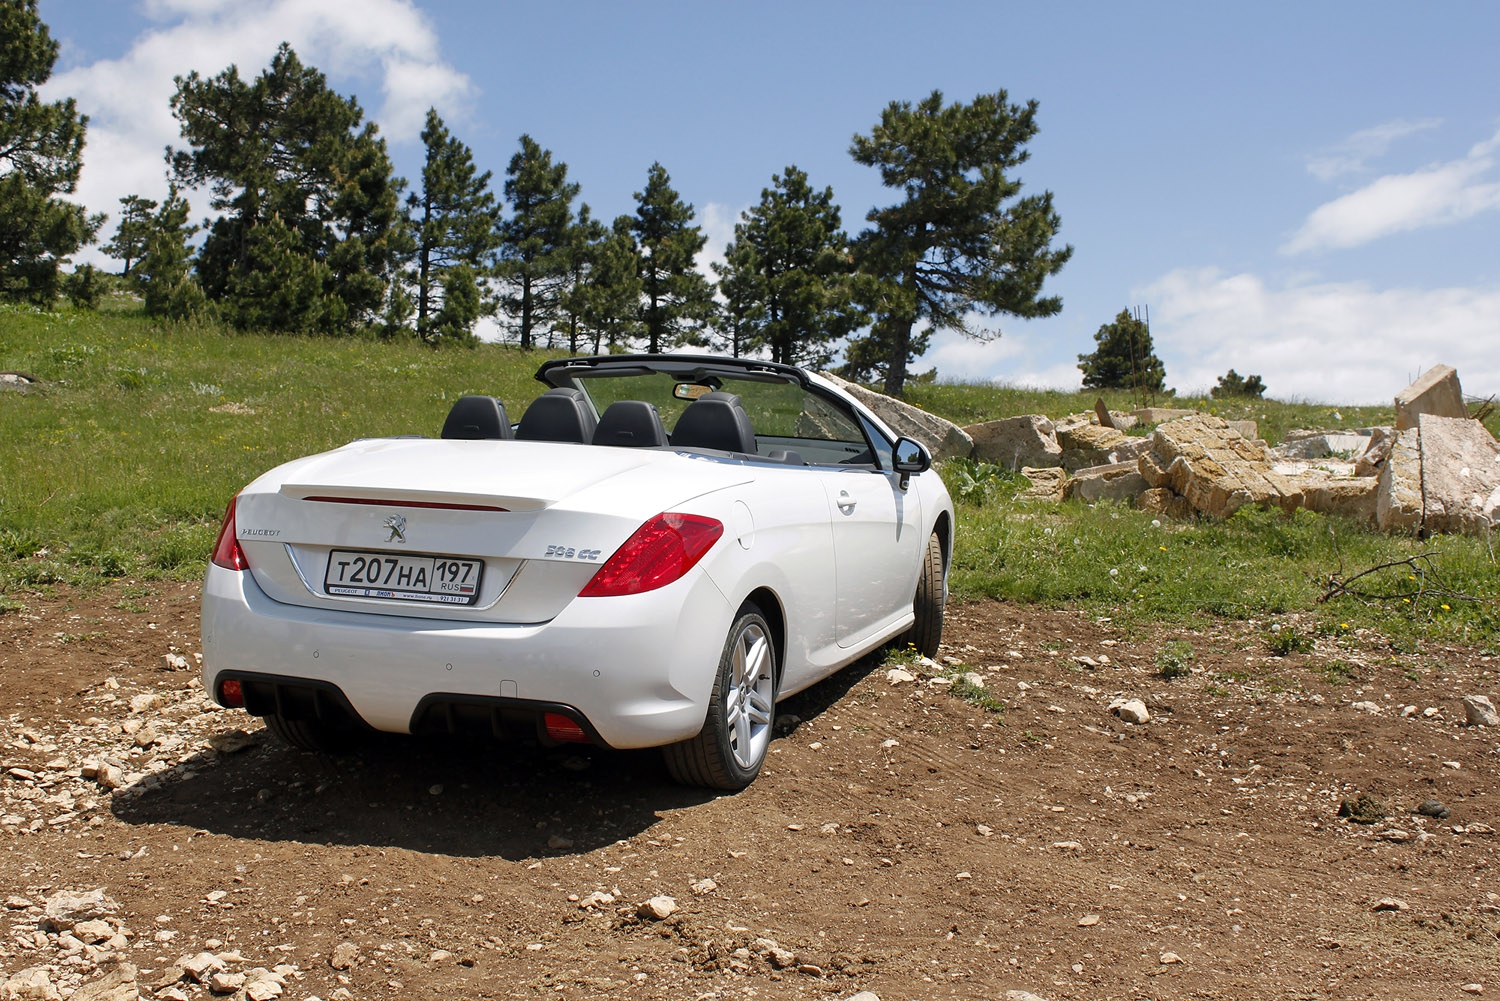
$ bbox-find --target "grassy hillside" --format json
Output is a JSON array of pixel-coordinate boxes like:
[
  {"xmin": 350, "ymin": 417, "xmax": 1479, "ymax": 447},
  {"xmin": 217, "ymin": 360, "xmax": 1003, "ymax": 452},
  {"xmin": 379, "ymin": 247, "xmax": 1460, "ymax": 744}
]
[{"xmin": 2, "ymin": 301, "xmax": 1495, "ymax": 649}]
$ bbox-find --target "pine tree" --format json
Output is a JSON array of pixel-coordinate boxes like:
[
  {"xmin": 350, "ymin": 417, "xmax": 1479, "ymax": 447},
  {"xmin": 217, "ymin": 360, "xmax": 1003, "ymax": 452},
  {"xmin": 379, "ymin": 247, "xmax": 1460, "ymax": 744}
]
[
  {"xmin": 102, "ymin": 194, "xmax": 158, "ymax": 277},
  {"xmin": 848, "ymin": 89, "xmax": 1072, "ymax": 395},
  {"xmin": 1077, "ymin": 309, "xmax": 1167, "ymax": 395},
  {"xmin": 715, "ymin": 165, "xmax": 863, "ymax": 368},
  {"xmin": 1212, "ymin": 369, "xmax": 1266, "ymax": 399},
  {"xmin": 497, "ymin": 135, "xmax": 578, "ymax": 349},
  {"xmin": 0, "ymin": 0, "xmax": 102, "ymax": 304},
  {"xmin": 555, "ymin": 203, "xmax": 605, "ymax": 354},
  {"xmin": 405, "ymin": 109, "xmax": 502, "ymax": 344},
  {"xmin": 581, "ymin": 215, "xmax": 643, "ymax": 354},
  {"xmin": 631, "ymin": 163, "xmax": 714, "ymax": 353},
  {"xmin": 169, "ymin": 44, "xmax": 403, "ymax": 333},
  {"xmin": 137, "ymin": 186, "xmax": 206, "ymax": 320}
]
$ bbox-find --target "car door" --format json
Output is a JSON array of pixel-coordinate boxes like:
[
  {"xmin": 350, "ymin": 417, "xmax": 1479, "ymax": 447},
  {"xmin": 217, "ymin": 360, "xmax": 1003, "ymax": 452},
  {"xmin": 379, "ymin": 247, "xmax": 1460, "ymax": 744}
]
[{"xmin": 819, "ymin": 463, "xmax": 923, "ymax": 648}]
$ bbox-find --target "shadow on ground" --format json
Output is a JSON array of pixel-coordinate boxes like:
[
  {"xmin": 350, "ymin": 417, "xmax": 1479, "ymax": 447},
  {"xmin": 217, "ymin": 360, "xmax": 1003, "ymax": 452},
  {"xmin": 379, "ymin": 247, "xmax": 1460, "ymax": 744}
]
[{"xmin": 113, "ymin": 650, "xmax": 888, "ymax": 857}]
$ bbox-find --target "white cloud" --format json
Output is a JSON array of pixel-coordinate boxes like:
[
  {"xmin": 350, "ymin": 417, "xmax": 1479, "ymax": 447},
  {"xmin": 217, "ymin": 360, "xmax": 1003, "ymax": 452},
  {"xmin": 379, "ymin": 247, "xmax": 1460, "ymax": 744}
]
[
  {"xmin": 1305, "ymin": 118, "xmax": 1442, "ymax": 181},
  {"xmin": 40, "ymin": 0, "xmax": 471, "ymax": 263},
  {"xmin": 696, "ymin": 201, "xmax": 742, "ymax": 279},
  {"xmin": 1144, "ymin": 267, "xmax": 1500, "ymax": 404},
  {"xmin": 1284, "ymin": 125, "xmax": 1500, "ymax": 254}
]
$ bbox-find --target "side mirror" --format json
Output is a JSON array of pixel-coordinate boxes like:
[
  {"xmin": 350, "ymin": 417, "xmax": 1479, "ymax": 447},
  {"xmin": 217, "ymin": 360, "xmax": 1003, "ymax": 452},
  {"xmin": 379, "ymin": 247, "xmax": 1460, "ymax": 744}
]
[{"xmin": 892, "ymin": 437, "xmax": 930, "ymax": 487}]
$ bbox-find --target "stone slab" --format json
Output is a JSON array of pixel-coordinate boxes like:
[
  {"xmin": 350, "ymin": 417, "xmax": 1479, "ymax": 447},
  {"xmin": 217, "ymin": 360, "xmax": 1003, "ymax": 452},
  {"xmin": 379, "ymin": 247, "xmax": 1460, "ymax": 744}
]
[
  {"xmin": 1019, "ymin": 466, "xmax": 1067, "ymax": 501},
  {"xmin": 1138, "ymin": 414, "xmax": 1302, "ymax": 518},
  {"xmin": 964, "ymin": 414, "xmax": 1061, "ymax": 469},
  {"xmin": 1417, "ymin": 413, "xmax": 1500, "ymax": 536},
  {"xmin": 1375, "ymin": 427, "xmax": 1423, "ymax": 532},
  {"xmin": 1132, "ymin": 407, "xmax": 1196, "ymax": 423},
  {"xmin": 1065, "ymin": 462, "xmax": 1150, "ymax": 503},
  {"xmin": 1297, "ymin": 472, "xmax": 1378, "ymax": 526},
  {"xmin": 818, "ymin": 372, "xmax": 973, "ymax": 461},
  {"xmin": 1395, "ymin": 364, "xmax": 1465, "ymax": 430}
]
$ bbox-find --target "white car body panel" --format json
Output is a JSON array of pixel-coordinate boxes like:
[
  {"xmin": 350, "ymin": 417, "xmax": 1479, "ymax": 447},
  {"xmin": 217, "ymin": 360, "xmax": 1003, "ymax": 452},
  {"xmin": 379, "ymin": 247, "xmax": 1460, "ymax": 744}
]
[{"xmin": 201, "ymin": 355, "xmax": 954, "ymax": 751}]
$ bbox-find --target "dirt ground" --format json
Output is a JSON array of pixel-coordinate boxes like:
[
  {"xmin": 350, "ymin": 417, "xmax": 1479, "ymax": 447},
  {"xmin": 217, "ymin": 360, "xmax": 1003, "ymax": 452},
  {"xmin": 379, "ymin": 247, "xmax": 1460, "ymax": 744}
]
[{"xmin": 1, "ymin": 581, "xmax": 1497, "ymax": 1001}]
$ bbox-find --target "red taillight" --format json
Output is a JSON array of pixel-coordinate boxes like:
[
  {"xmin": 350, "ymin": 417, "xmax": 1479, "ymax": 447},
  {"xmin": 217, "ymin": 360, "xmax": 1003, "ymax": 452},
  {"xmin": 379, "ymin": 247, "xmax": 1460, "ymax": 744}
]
[
  {"xmin": 210, "ymin": 497, "xmax": 249, "ymax": 571},
  {"xmin": 578, "ymin": 513, "xmax": 723, "ymax": 597},
  {"xmin": 219, "ymin": 678, "xmax": 245, "ymax": 708},
  {"xmin": 542, "ymin": 712, "xmax": 589, "ymax": 743}
]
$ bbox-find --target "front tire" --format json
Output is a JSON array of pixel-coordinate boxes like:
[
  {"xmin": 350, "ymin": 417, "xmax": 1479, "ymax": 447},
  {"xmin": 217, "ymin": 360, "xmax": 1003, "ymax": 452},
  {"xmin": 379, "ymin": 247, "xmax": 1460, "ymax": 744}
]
[
  {"xmin": 663, "ymin": 603, "xmax": 777, "ymax": 790},
  {"xmin": 903, "ymin": 532, "xmax": 946, "ymax": 657}
]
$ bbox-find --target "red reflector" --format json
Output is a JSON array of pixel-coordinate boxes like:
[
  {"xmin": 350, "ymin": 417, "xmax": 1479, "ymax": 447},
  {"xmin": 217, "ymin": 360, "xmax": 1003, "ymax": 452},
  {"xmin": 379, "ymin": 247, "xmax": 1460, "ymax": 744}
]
[
  {"xmin": 219, "ymin": 678, "xmax": 245, "ymax": 708},
  {"xmin": 579, "ymin": 513, "xmax": 723, "ymax": 597},
  {"xmin": 302, "ymin": 495, "xmax": 508, "ymax": 512},
  {"xmin": 543, "ymin": 712, "xmax": 589, "ymax": 743},
  {"xmin": 210, "ymin": 497, "xmax": 249, "ymax": 571}
]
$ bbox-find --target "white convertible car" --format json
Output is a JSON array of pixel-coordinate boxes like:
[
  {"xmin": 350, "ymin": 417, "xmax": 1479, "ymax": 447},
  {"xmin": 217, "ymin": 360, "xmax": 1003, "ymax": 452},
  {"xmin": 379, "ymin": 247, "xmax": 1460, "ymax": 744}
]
[{"xmin": 202, "ymin": 354, "xmax": 954, "ymax": 789}]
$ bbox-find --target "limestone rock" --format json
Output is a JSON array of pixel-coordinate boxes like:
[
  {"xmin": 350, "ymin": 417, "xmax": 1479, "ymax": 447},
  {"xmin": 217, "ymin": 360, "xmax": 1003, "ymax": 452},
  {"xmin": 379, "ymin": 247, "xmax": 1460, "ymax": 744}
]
[
  {"xmin": 70, "ymin": 965, "xmax": 140, "ymax": 1001},
  {"xmin": 1395, "ymin": 364, "xmax": 1465, "ymax": 430},
  {"xmin": 1461, "ymin": 694, "xmax": 1500, "ymax": 727},
  {"xmin": 1354, "ymin": 427, "xmax": 1397, "ymax": 477},
  {"xmin": 1093, "ymin": 398, "xmax": 1115, "ymax": 428},
  {"xmin": 964, "ymin": 414, "xmax": 1061, "ymax": 469},
  {"xmin": 1065, "ymin": 462, "xmax": 1149, "ymax": 504},
  {"xmin": 1137, "ymin": 487, "xmax": 1193, "ymax": 519},
  {"xmin": 1139, "ymin": 415, "xmax": 1302, "ymax": 518},
  {"xmin": 1272, "ymin": 431, "xmax": 1376, "ymax": 461},
  {"xmin": 817, "ymin": 372, "xmax": 973, "ymax": 460},
  {"xmin": 637, "ymin": 895, "xmax": 678, "ymax": 921},
  {"xmin": 0, "ymin": 967, "xmax": 59, "ymax": 1000},
  {"xmin": 1019, "ymin": 466, "xmax": 1067, "ymax": 501},
  {"xmin": 328, "ymin": 942, "xmax": 360, "ymax": 970},
  {"xmin": 1417, "ymin": 414, "xmax": 1500, "ymax": 536},
  {"xmin": 1375, "ymin": 427, "xmax": 1423, "ymax": 532},
  {"xmin": 42, "ymin": 888, "xmax": 119, "ymax": 931},
  {"xmin": 1112, "ymin": 699, "xmax": 1150, "ymax": 724},
  {"xmin": 1226, "ymin": 420, "xmax": 1258, "ymax": 440},
  {"xmin": 0, "ymin": 371, "xmax": 36, "ymax": 393},
  {"xmin": 1132, "ymin": 407, "xmax": 1195, "ymax": 423},
  {"xmin": 1057, "ymin": 423, "xmax": 1132, "ymax": 470},
  {"xmin": 1297, "ymin": 472, "xmax": 1378, "ymax": 525}
]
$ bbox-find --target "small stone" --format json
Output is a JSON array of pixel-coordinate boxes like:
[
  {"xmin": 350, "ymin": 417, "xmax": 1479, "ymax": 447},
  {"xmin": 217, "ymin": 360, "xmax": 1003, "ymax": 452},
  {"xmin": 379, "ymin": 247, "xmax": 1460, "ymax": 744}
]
[
  {"xmin": 427, "ymin": 784, "xmax": 443, "ymax": 796},
  {"xmin": 1078, "ymin": 914, "xmax": 1100, "ymax": 927},
  {"xmin": 1461, "ymin": 694, "xmax": 1500, "ymax": 727},
  {"xmin": 885, "ymin": 668, "xmax": 915, "ymax": 684},
  {"xmin": 797, "ymin": 963, "xmax": 823, "ymax": 976},
  {"xmin": 578, "ymin": 891, "xmax": 615, "ymax": 909},
  {"xmin": 880, "ymin": 738, "xmax": 899, "ymax": 748},
  {"xmin": 128, "ymin": 693, "xmax": 158, "ymax": 714},
  {"xmin": 546, "ymin": 834, "xmax": 574, "ymax": 850},
  {"xmin": 205, "ymin": 890, "xmax": 229, "ymax": 903},
  {"xmin": 180, "ymin": 952, "xmax": 227, "ymax": 982},
  {"xmin": 5, "ymin": 894, "xmax": 34, "ymax": 909},
  {"xmin": 1160, "ymin": 951, "xmax": 1182, "ymax": 964},
  {"xmin": 1338, "ymin": 793, "xmax": 1388, "ymax": 824},
  {"xmin": 1443, "ymin": 760, "xmax": 1462, "ymax": 770},
  {"xmin": 1417, "ymin": 799, "xmax": 1451, "ymax": 819},
  {"xmin": 636, "ymin": 895, "xmax": 678, "ymax": 921},
  {"xmin": 428, "ymin": 950, "xmax": 452, "ymax": 963},
  {"xmin": 976, "ymin": 824, "xmax": 992, "ymax": 837},
  {"xmin": 1401, "ymin": 705, "xmax": 1417, "ymax": 717},
  {"xmin": 0, "ymin": 968, "xmax": 59, "ymax": 1000},
  {"xmin": 1423, "ymin": 706, "xmax": 1441, "ymax": 717},
  {"xmin": 162, "ymin": 653, "xmax": 189, "ymax": 671},
  {"xmin": 1371, "ymin": 897, "xmax": 1410, "ymax": 912},
  {"xmin": 846, "ymin": 991, "xmax": 881, "ymax": 1001},
  {"xmin": 42, "ymin": 888, "xmax": 119, "ymax": 931},
  {"xmin": 1461, "ymin": 985, "xmax": 1483, "ymax": 995},
  {"xmin": 209, "ymin": 971, "xmax": 246, "ymax": 994},
  {"xmin": 73, "ymin": 918, "xmax": 115, "ymax": 944},
  {"xmin": 689, "ymin": 878, "xmax": 717, "ymax": 895},
  {"xmin": 158, "ymin": 990, "xmax": 190, "ymax": 1001},
  {"xmin": 955, "ymin": 871, "xmax": 972, "ymax": 880},
  {"xmin": 1114, "ymin": 699, "xmax": 1150, "ymax": 724},
  {"xmin": 245, "ymin": 981, "xmax": 283, "ymax": 1001},
  {"xmin": 1350, "ymin": 700, "xmax": 1382, "ymax": 713},
  {"xmin": 328, "ymin": 942, "xmax": 360, "ymax": 970}
]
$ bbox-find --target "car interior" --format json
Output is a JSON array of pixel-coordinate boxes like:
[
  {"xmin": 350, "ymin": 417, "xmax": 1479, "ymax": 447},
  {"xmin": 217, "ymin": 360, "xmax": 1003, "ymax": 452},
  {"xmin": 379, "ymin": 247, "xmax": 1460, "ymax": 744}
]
[{"xmin": 439, "ymin": 382, "xmax": 885, "ymax": 470}]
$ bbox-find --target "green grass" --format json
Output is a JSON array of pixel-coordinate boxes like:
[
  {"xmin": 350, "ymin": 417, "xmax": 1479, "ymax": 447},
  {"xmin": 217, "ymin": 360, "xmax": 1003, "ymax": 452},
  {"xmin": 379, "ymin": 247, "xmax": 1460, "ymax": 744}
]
[
  {"xmin": 3, "ymin": 300, "xmax": 1497, "ymax": 652},
  {"xmin": 1155, "ymin": 640, "xmax": 1196, "ymax": 678},
  {"xmin": 0, "ymin": 298, "xmax": 563, "ymax": 590}
]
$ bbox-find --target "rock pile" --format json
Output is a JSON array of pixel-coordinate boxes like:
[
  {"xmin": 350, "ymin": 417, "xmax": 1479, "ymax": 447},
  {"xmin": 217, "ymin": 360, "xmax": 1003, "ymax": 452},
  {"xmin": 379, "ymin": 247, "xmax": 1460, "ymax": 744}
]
[{"xmin": 830, "ymin": 364, "xmax": 1497, "ymax": 536}]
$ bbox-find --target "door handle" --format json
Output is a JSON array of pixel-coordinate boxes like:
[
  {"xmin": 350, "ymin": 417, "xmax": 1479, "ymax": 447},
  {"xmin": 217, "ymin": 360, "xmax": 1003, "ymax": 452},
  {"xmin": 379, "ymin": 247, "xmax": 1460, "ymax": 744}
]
[{"xmin": 836, "ymin": 490, "xmax": 857, "ymax": 512}]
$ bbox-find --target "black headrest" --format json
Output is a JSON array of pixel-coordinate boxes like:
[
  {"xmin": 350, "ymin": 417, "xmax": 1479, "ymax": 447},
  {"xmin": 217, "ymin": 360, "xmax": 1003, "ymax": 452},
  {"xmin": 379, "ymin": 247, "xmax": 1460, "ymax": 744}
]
[
  {"xmin": 441, "ymin": 395, "xmax": 512, "ymax": 440},
  {"xmin": 672, "ymin": 391, "xmax": 756, "ymax": 454},
  {"xmin": 516, "ymin": 388, "xmax": 597, "ymax": 444},
  {"xmin": 593, "ymin": 401, "xmax": 668, "ymax": 447}
]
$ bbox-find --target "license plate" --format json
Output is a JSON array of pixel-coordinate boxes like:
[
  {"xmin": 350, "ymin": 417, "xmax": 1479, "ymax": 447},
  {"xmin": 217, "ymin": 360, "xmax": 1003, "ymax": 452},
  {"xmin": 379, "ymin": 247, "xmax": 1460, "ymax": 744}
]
[{"xmin": 324, "ymin": 550, "xmax": 483, "ymax": 605}]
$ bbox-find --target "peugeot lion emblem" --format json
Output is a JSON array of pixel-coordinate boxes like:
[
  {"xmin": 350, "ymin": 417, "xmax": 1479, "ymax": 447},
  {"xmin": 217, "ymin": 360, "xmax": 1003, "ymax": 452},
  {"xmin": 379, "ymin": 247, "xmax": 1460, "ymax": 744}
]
[{"xmin": 383, "ymin": 513, "xmax": 407, "ymax": 544}]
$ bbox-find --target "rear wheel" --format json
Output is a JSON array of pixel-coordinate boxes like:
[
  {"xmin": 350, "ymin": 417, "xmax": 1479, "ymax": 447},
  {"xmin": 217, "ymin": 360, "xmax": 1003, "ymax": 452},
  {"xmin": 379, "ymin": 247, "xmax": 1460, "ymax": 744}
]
[
  {"xmin": 264, "ymin": 713, "xmax": 353, "ymax": 754},
  {"xmin": 903, "ymin": 533, "xmax": 946, "ymax": 658},
  {"xmin": 663, "ymin": 603, "xmax": 777, "ymax": 790}
]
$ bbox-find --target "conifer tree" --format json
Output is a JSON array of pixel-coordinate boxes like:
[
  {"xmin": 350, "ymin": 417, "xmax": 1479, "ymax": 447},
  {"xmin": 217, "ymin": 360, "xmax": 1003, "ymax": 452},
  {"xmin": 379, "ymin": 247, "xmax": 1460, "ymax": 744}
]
[
  {"xmin": 0, "ymin": 0, "xmax": 102, "ymax": 304},
  {"xmin": 555, "ymin": 204, "xmax": 605, "ymax": 354},
  {"xmin": 169, "ymin": 44, "xmax": 403, "ymax": 333},
  {"xmin": 497, "ymin": 135, "xmax": 578, "ymax": 349},
  {"xmin": 102, "ymin": 195, "xmax": 158, "ymax": 277},
  {"xmin": 137, "ymin": 186, "xmax": 206, "ymax": 320},
  {"xmin": 716, "ymin": 166, "xmax": 863, "ymax": 368},
  {"xmin": 406, "ymin": 109, "xmax": 502, "ymax": 343},
  {"xmin": 631, "ymin": 163, "xmax": 713, "ymax": 353},
  {"xmin": 581, "ymin": 215, "xmax": 643, "ymax": 354},
  {"xmin": 847, "ymin": 89, "xmax": 1071, "ymax": 395},
  {"xmin": 1077, "ymin": 309, "xmax": 1167, "ymax": 395}
]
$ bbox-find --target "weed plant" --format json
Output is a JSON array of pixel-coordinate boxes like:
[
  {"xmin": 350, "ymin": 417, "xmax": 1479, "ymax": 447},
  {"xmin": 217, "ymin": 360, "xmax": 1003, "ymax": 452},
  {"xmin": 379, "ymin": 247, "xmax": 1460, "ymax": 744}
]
[{"xmin": 1156, "ymin": 640, "xmax": 1196, "ymax": 678}]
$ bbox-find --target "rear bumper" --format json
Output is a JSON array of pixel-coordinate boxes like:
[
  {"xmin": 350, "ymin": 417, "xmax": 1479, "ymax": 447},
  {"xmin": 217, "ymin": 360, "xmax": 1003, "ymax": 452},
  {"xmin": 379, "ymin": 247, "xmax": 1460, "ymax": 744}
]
[{"xmin": 200, "ymin": 562, "xmax": 733, "ymax": 749}]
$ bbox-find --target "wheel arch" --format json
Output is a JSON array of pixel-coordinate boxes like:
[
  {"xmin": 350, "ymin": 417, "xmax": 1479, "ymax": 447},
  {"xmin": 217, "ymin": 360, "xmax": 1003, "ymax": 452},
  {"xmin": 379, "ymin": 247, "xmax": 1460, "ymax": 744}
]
[
  {"xmin": 932, "ymin": 509, "xmax": 952, "ymax": 569},
  {"xmin": 742, "ymin": 585, "xmax": 786, "ymax": 685}
]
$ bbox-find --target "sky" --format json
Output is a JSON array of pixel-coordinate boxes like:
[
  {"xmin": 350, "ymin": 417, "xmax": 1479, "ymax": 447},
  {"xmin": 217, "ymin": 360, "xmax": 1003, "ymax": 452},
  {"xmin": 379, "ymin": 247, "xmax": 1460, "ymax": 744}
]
[{"xmin": 35, "ymin": 0, "xmax": 1500, "ymax": 404}]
